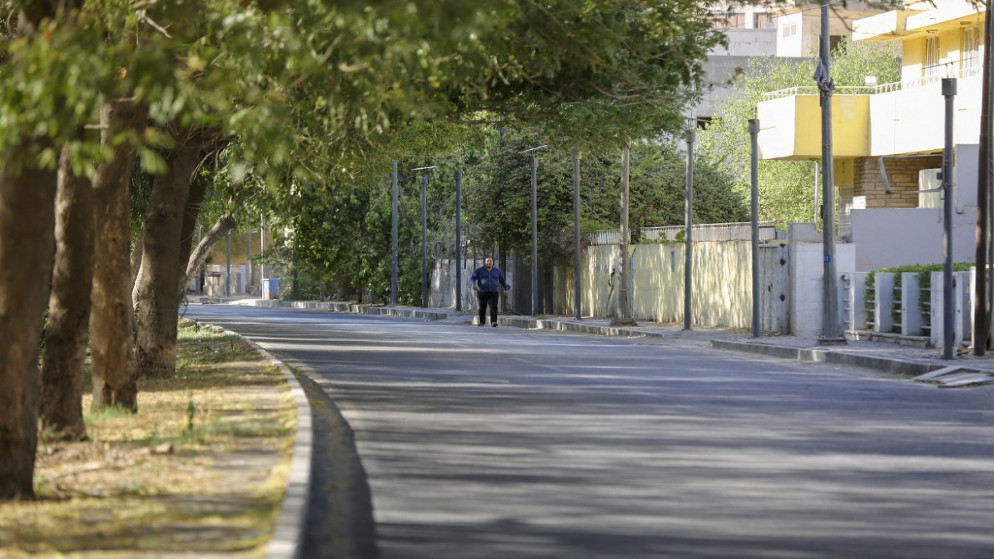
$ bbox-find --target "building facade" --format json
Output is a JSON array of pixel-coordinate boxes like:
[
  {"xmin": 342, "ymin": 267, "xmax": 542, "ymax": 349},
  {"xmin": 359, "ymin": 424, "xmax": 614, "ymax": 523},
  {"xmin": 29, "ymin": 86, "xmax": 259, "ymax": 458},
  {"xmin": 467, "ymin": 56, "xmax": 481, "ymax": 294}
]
[{"xmin": 756, "ymin": 0, "xmax": 987, "ymax": 271}]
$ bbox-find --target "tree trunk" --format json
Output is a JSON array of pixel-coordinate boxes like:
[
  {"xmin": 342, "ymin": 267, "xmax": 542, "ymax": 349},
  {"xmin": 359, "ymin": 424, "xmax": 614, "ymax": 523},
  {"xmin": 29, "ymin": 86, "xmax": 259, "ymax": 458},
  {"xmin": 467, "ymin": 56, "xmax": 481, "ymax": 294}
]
[
  {"xmin": 90, "ymin": 100, "xmax": 147, "ymax": 411},
  {"xmin": 0, "ymin": 3, "xmax": 83, "ymax": 501},
  {"xmin": 40, "ymin": 145, "xmax": 93, "ymax": 441},
  {"xmin": 182, "ymin": 214, "xmax": 236, "ymax": 295},
  {"xmin": 135, "ymin": 130, "xmax": 206, "ymax": 379},
  {"xmin": 0, "ymin": 144, "xmax": 58, "ymax": 500},
  {"xmin": 176, "ymin": 175, "xmax": 210, "ymax": 295},
  {"xmin": 130, "ymin": 233, "xmax": 143, "ymax": 296}
]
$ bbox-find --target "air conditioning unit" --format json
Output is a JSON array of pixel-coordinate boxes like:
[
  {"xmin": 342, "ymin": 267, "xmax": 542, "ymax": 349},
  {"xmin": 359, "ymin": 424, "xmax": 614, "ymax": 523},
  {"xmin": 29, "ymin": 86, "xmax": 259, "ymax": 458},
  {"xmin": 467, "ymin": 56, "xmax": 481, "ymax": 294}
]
[{"xmin": 919, "ymin": 168, "xmax": 943, "ymax": 209}]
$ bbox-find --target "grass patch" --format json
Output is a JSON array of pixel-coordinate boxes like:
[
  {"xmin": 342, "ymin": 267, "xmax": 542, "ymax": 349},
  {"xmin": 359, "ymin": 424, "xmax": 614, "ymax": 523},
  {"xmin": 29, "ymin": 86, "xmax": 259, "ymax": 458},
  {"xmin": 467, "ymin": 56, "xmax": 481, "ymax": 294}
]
[{"xmin": 0, "ymin": 319, "xmax": 296, "ymax": 558}]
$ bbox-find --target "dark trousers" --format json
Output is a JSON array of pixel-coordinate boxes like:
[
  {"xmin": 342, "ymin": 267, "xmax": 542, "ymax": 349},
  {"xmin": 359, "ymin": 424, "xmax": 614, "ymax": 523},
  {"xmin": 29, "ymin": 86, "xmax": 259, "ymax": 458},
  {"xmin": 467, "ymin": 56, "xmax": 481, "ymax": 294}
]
[{"xmin": 477, "ymin": 291, "xmax": 499, "ymax": 325}]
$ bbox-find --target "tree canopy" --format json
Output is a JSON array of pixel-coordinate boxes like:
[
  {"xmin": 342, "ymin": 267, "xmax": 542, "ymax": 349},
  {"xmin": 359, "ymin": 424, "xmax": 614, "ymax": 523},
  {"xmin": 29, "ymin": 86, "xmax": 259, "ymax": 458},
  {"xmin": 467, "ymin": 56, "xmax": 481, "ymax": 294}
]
[{"xmin": 0, "ymin": 0, "xmax": 755, "ymax": 499}]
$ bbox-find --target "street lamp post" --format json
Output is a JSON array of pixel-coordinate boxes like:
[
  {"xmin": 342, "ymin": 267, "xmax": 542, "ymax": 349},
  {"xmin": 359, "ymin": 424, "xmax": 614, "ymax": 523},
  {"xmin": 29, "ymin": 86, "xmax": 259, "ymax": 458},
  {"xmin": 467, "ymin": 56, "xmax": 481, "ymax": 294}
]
[
  {"xmin": 573, "ymin": 148, "xmax": 582, "ymax": 321},
  {"xmin": 225, "ymin": 230, "xmax": 231, "ymax": 297},
  {"xmin": 531, "ymin": 155, "xmax": 538, "ymax": 315},
  {"xmin": 684, "ymin": 126, "xmax": 695, "ymax": 331},
  {"xmin": 521, "ymin": 145, "xmax": 547, "ymax": 316},
  {"xmin": 942, "ymin": 78, "xmax": 957, "ymax": 360},
  {"xmin": 817, "ymin": 1, "xmax": 844, "ymax": 343},
  {"xmin": 749, "ymin": 119, "xmax": 761, "ymax": 339},
  {"xmin": 391, "ymin": 161, "xmax": 398, "ymax": 306},
  {"xmin": 455, "ymin": 166, "xmax": 463, "ymax": 311},
  {"xmin": 411, "ymin": 166, "xmax": 437, "ymax": 308}
]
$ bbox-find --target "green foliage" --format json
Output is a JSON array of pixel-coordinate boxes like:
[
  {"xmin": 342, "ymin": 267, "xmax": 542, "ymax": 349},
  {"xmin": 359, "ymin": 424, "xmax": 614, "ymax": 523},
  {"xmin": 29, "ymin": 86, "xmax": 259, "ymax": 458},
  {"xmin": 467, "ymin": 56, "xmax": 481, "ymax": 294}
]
[
  {"xmin": 464, "ymin": 126, "xmax": 748, "ymax": 265},
  {"xmin": 2, "ymin": 0, "xmax": 741, "ymax": 304},
  {"xmin": 275, "ymin": 164, "xmax": 452, "ymax": 304},
  {"xmin": 864, "ymin": 262, "xmax": 974, "ymax": 331},
  {"xmin": 867, "ymin": 262, "xmax": 974, "ymax": 290}
]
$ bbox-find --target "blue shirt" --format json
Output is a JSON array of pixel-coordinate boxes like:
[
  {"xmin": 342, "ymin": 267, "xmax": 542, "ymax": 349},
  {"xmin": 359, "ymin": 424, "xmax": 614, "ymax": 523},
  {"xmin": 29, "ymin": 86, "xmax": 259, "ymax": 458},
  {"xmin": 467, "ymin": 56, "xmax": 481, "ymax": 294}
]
[{"xmin": 471, "ymin": 265, "xmax": 508, "ymax": 293}]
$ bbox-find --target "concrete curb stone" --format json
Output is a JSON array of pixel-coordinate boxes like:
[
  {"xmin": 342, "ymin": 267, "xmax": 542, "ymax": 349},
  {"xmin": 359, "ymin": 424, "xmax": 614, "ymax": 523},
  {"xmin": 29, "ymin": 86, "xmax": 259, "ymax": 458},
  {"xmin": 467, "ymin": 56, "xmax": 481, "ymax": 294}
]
[{"xmin": 218, "ymin": 328, "xmax": 314, "ymax": 559}]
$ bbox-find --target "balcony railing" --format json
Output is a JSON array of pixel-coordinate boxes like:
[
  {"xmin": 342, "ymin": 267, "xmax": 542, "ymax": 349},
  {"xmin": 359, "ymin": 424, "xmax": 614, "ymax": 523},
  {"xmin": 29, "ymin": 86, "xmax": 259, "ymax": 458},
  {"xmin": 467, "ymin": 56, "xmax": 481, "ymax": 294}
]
[
  {"xmin": 590, "ymin": 222, "xmax": 781, "ymax": 245},
  {"xmin": 761, "ymin": 65, "xmax": 983, "ymax": 102}
]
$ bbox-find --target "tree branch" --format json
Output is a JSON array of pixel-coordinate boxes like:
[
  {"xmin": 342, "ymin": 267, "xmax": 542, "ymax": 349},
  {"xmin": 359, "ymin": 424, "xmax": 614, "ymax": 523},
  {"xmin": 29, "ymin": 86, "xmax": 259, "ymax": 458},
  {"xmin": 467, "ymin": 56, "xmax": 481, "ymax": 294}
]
[{"xmin": 180, "ymin": 214, "xmax": 236, "ymax": 296}]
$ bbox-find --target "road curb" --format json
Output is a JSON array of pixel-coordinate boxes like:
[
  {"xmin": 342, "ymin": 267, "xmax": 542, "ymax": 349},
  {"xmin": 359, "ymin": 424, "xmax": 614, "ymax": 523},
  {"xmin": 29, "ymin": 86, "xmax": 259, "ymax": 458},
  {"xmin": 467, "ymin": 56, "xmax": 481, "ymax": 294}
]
[
  {"xmin": 226, "ymin": 332, "xmax": 313, "ymax": 559},
  {"xmin": 248, "ymin": 299, "xmax": 454, "ymax": 321},
  {"xmin": 239, "ymin": 298, "xmax": 994, "ymax": 385},
  {"xmin": 709, "ymin": 338, "xmax": 946, "ymax": 378}
]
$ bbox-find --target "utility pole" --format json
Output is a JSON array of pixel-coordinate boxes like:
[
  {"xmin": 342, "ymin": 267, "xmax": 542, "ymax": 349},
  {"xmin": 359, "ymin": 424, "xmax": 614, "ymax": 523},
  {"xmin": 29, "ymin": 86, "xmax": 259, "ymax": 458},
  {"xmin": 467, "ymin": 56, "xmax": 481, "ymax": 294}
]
[
  {"xmin": 573, "ymin": 148, "xmax": 582, "ymax": 321},
  {"xmin": 531, "ymin": 155, "xmax": 539, "ymax": 316},
  {"xmin": 390, "ymin": 161, "xmax": 399, "ymax": 306},
  {"xmin": 974, "ymin": 3, "xmax": 992, "ymax": 356},
  {"xmin": 749, "ymin": 119, "xmax": 761, "ymax": 338},
  {"xmin": 817, "ymin": 2, "xmax": 844, "ymax": 343},
  {"xmin": 614, "ymin": 141, "xmax": 636, "ymax": 326},
  {"xmin": 411, "ymin": 166, "xmax": 437, "ymax": 308},
  {"xmin": 455, "ymin": 166, "xmax": 463, "ymax": 311},
  {"xmin": 225, "ymin": 230, "xmax": 231, "ymax": 297},
  {"xmin": 245, "ymin": 230, "xmax": 251, "ymax": 295},
  {"xmin": 520, "ymin": 145, "xmax": 547, "ymax": 316},
  {"xmin": 422, "ymin": 174, "xmax": 428, "ymax": 307},
  {"xmin": 684, "ymin": 126, "xmax": 695, "ymax": 331},
  {"xmin": 942, "ymin": 78, "xmax": 957, "ymax": 360}
]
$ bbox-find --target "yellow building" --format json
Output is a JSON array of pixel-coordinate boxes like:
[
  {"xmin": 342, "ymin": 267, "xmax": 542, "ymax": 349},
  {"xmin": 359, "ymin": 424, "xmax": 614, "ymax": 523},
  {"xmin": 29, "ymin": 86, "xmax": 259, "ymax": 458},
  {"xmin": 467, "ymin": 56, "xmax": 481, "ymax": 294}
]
[{"xmin": 757, "ymin": 0, "xmax": 985, "ymax": 214}]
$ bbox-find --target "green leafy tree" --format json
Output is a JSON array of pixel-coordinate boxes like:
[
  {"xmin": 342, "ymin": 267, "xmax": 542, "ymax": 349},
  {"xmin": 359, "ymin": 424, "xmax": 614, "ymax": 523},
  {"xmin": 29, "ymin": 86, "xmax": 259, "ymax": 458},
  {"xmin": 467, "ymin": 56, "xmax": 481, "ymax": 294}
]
[
  {"xmin": 0, "ymin": 0, "xmax": 766, "ymax": 500},
  {"xmin": 466, "ymin": 128, "xmax": 748, "ymax": 264}
]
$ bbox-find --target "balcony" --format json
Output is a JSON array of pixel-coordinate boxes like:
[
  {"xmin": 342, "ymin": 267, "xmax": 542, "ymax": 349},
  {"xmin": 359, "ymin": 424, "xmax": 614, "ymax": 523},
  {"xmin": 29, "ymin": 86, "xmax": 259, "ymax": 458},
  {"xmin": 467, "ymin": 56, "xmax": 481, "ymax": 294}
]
[{"xmin": 757, "ymin": 66, "xmax": 982, "ymax": 161}]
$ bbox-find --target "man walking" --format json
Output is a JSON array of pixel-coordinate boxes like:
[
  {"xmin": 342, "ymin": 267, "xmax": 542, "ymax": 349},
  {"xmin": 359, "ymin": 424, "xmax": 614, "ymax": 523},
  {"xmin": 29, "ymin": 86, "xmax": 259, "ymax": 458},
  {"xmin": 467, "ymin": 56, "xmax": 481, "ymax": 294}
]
[{"xmin": 470, "ymin": 257, "xmax": 509, "ymax": 327}]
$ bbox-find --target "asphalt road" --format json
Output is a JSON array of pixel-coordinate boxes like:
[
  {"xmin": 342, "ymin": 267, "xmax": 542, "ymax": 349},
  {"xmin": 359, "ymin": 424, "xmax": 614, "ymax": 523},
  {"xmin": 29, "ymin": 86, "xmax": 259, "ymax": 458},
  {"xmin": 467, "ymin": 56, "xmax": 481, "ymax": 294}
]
[{"xmin": 185, "ymin": 304, "xmax": 994, "ymax": 559}]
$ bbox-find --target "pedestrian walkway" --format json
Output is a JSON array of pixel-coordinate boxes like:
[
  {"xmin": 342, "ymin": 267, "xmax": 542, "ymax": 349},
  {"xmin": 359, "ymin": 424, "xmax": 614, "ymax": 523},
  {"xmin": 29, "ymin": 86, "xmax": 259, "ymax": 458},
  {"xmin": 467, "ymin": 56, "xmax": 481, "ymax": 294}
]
[{"xmin": 235, "ymin": 297, "xmax": 994, "ymax": 389}]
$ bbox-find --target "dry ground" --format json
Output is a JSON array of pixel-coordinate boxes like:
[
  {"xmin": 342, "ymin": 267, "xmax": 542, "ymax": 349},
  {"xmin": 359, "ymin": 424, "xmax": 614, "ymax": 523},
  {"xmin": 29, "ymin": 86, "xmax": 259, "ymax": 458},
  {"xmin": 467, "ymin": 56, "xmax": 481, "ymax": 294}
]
[{"xmin": 0, "ymin": 321, "xmax": 296, "ymax": 558}]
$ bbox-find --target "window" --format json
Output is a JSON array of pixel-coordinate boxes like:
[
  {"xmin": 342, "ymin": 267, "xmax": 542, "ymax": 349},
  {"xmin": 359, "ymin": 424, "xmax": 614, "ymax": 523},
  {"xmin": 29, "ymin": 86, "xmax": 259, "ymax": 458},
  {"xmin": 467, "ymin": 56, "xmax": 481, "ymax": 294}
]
[
  {"xmin": 963, "ymin": 26, "xmax": 981, "ymax": 69},
  {"xmin": 830, "ymin": 35, "xmax": 843, "ymax": 53},
  {"xmin": 754, "ymin": 13, "xmax": 775, "ymax": 29},
  {"xmin": 925, "ymin": 35, "xmax": 941, "ymax": 77},
  {"xmin": 782, "ymin": 22, "xmax": 797, "ymax": 38},
  {"xmin": 720, "ymin": 13, "xmax": 745, "ymax": 29},
  {"xmin": 818, "ymin": 35, "xmax": 844, "ymax": 55}
]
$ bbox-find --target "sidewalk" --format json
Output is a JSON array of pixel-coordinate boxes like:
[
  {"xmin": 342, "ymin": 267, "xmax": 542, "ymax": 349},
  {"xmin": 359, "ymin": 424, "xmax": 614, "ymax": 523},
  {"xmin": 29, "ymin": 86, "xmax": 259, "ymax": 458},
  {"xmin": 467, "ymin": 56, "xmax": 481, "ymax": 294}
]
[{"xmin": 234, "ymin": 297, "xmax": 994, "ymax": 389}]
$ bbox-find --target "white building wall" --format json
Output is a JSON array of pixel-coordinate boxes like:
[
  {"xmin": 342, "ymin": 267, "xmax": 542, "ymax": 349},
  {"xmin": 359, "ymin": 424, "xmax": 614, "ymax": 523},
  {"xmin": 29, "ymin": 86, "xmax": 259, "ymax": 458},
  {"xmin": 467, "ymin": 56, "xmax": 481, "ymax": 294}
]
[
  {"xmin": 851, "ymin": 144, "xmax": 979, "ymax": 272},
  {"xmin": 713, "ymin": 29, "xmax": 778, "ymax": 56},
  {"xmin": 869, "ymin": 73, "xmax": 981, "ymax": 157},
  {"xmin": 776, "ymin": 12, "xmax": 806, "ymax": 57},
  {"xmin": 787, "ymin": 223, "xmax": 856, "ymax": 337}
]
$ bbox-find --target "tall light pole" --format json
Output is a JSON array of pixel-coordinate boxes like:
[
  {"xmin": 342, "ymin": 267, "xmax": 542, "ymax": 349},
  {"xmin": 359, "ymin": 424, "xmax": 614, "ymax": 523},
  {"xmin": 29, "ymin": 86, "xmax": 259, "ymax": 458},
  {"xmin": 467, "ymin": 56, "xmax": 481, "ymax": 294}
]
[
  {"xmin": 817, "ymin": 2, "xmax": 844, "ymax": 343},
  {"xmin": 974, "ymin": 3, "xmax": 992, "ymax": 356},
  {"xmin": 942, "ymin": 78, "xmax": 957, "ymax": 360},
  {"xmin": 390, "ymin": 161, "xmax": 399, "ymax": 306},
  {"xmin": 455, "ymin": 165, "xmax": 463, "ymax": 311},
  {"xmin": 422, "ymin": 174, "xmax": 428, "ymax": 307},
  {"xmin": 684, "ymin": 126, "xmax": 695, "ymax": 331},
  {"xmin": 749, "ymin": 119, "xmax": 761, "ymax": 338},
  {"xmin": 573, "ymin": 148, "xmax": 582, "ymax": 321},
  {"xmin": 521, "ymin": 145, "xmax": 547, "ymax": 316},
  {"xmin": 531, "ymin": 155, "xmax": 539, "ymax": 316},
  {"xmin": 412, "ymin": 166, "xmax": 437, "ymax": 308},
  {"xmin": 225, "ymin": 230, "xmax": 231, "ymax": 297},
  {"xmin": 245, "ymin": 230, "xmax": 251, "ymax": 296}
]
